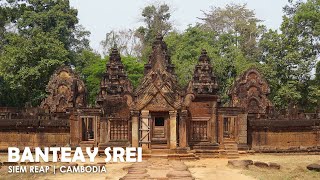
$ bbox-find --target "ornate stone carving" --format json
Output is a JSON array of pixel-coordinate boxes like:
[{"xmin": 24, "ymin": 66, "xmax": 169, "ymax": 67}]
[
  {"xmin": 189, "ymin": 49, "xmax": 218, "ymax": 95},
  {"xmin": 229, "ymin": 68, "xmax": 272, "ymax": 114},
  {"xmin": 96, "ymin": 48, "xmax": 133, "ymax": 106},
  {"xmin": 41, "ymin": 66, "xmax": 87, "ymax": 113},
  {"xmin": 133, "ymin": 35, "xmax": 182, "ymax": 111},
  {"xmin": 95, "ymin": 48, "xmax": 132, "ymax": 123}
]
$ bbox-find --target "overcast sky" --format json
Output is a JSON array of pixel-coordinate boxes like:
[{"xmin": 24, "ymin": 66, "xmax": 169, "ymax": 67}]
[{"xmin": 69, "ymin": 0, "xmax": 288, "ymax": 53}]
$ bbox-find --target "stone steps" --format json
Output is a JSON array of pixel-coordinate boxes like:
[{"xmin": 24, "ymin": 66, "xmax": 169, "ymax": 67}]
[
  {"xmin": 142, "ymin": 153, "xmax": 199, "ymax": 160},
  {"xmin": 151, "ymin": 144, "xmax": 168, "ymax": 149},
  {"xmin": 79, "ymin": 141, "xmax": 95, "ymax": 149},
  {"xmin": 224, "ymin": 139, "xmax": 240, "ymax": 159},
  {"xmin": 189, "ymin": 142, "xmax": 219, "ymax": 150},
  {"xmin": 190, "ymin": 149, "xmax": 220, "ymax": 158},
  {"xmin": 189, "ymin": 141, "xmax": 221, "ymax": 157},
  {"xmin": 151, "ymin": 149, "xmax": 174, "ymax": 154}
]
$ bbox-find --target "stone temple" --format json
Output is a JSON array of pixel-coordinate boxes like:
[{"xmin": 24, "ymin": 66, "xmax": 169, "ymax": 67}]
[{"xmin": 0, "ymin": 35, "xmax": 319, "ymax": 158}]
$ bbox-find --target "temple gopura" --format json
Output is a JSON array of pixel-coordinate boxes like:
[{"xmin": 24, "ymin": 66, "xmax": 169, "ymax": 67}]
[{"xmin": 0, "ymin": 36, "xmax": 319, "ymax": 157}]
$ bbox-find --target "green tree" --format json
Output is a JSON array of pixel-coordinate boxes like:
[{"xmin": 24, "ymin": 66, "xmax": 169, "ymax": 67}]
[
  {"xmin": 80, "ymin": 49, "xmax": 144, "ymax": 105},
  {"xmin": 165, "ymin": 26, "xmax": 255, "ymax": 104},
  {"xmin": 0, "ymin": 32, "xmax": 69, "ymax": 105},
  {"xmin": 135, "ymin": 3, "xmax": 173, "ymax": 61},
  {"xmin": 258, "ymin": 0, "xmax": 318, "ymax": 110},
  {"xmin": 273, "ymin": 81, "xmax": 302, "ymax": 109},
  {"xmin": 285, "ymin": 0, "xmax": 320, "ymax": 54},
  {"xmin": 0, "ymin": 0, "xmax": 90, "ymax": 106},
  {"xmin": 121, "ymin": 56, "xmax": 144, "ymax": 88},
  {"xmin": 15, "ymin": 0, "xmax": 78, "ymax": 49},
  {"xmin": 200, "ymin": 3, "xmax": 264, "ymax": 61},
  {"xmin": 80, "ymin": 51, "xmax": 106, "ymax": 105},
  {"xmin": 136, "ymin": 3, "xmax": 172, "ymax": 44}
]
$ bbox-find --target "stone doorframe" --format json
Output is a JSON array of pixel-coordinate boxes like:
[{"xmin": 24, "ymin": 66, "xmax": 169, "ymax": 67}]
[
  {"xmin": 69, "ymin": 108, "xmax": 101, "ymax": 147},
  {"xmin": 218, "ymin": 115, "xmax": 239, "ymax": 144},
  {"xmin": 131, "ymin": 110, "xmax": 178, "ymax": 150},
  {"xmin": 79, "ymin": 116, "xmax": 99, "ymax": 143},
  {"xmin": 150, "ymin": 112, "xmax": 169, "ymax": 146}
]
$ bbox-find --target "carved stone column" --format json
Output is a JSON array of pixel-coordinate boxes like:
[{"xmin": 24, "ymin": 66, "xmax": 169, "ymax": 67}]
[
  {"xmin": 218, "ymin": 115, "xmax": 224, "ymax": 146},
  {"xmin": 169, "ymin": 110, "xmax": 177, "ymax": 149},
  {"xmin": 131, "ymin": 111, "xmax": 140, "ymax": 147},
  {"xmin": 69, "ymin": 114, "xmax": 79, "ymax": 146},
  {"xmin": 95, "ymin": 116, "xmax": 100, "ymax": 146},
  {"xmin": 99, "ymin": 117, "xmax": 107, "ymax": 143},
  {"xmin": 210, "ymin": 101, "xmax": 217, "ymax": 143},
  {"xmin": 179, "ymin": 110, "xmax": 188, "ymax": 148},
  {"xmin": 140, "ymin": 110, "xmax": 150, "ymax": 150}
]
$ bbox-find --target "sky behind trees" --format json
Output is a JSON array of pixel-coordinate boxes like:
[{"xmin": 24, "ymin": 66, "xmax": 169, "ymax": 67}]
[{"xmin": 69, "ymin": 0, "xmax": 288, "ymax": 53}]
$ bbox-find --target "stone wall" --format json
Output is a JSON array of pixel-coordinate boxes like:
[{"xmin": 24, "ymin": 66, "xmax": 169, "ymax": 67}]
[
  {"xmin": 251, "ymin": 131, "xmax": 319, "ymax": 151},
  {"xmin": 0, "ymin": 111, "xmax": 70, "ymax": 151},
  {"xmin": 189, "ymin": 100, "xmax": 213, "ymax": 117},
  {"xmin": 249, "ymin": 118, "xmax": 320, "ymax": 152},
  {"xmin": 0, "ymin": 131, "xmax": 70, "ymax": 151}
]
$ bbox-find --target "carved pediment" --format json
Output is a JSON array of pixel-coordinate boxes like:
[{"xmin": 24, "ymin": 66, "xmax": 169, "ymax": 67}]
[
  {"xmin": 144, "ymin": 93, "xmax": 175, "ymax": 111},
  {"xmin": 41, "ymin": 66, "xmax": 87, "ymax": 113},
  {"xmin": 133, "ymin": 35, "xmax": 182, "ymax": 111},
  {"xmin": 229, "ymin": 68, "xmax": 272, "ymax": 114}
]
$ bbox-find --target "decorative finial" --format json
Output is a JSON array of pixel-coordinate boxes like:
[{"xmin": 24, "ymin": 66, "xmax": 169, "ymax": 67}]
[
  {"xmin": 201, "ymin": 49, "xmax": 207, "ymax": 55},
  {"xmin": 199, "ymin": 49, "xmax": 210, "ymax": 62},
  {"xmin": 156, "ymin": 33, "xmax": 163, "ymax": 41},
  {"xmin": 109, "ymin": 47, "xmax": 121, "ymax": 63}
]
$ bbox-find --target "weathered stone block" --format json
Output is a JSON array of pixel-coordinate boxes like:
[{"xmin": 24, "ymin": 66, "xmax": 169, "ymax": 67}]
[
  {"xmin": 172, "ymin": 165, "xmax": 188, "ymax": 171},
  {"xmin": 228, "ymin": 160, "xmax": 253, "ymax": 168},
  {"xmin": 166, "ymin": 170, "xmax": 192, "ymax": 178},
  {"xmin": 307, "ymin": 163, "xmax": 320, "ymax": 172},
  {"xmin": 120, "ymin": 173, "xmax": 150, "ymax": 180},
  {"xmin": 254, "ymin": 161, "xmax": 269, "ymax": 168},
  {"xmin": 127, "ymin": 168, "xmax": 148, "ymax": 174},
  {"xmin": 268, "ymin": 162, "xmax": 280, "ymax": 169}
]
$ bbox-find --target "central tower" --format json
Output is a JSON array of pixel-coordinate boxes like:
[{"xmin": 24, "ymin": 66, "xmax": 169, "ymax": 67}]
[{"xmin": 132, "ymin": 35, "xmax": 182, "ymax": 150}]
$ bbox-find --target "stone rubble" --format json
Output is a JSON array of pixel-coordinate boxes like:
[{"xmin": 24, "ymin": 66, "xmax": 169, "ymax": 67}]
[{"xmin": 119, "ymin": 159, "xmax": 195, "ymax": 180}]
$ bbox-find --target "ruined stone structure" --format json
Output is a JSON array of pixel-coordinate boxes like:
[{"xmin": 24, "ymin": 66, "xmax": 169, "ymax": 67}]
[
  {"xmin": 0, "ymin": 35, "xmax": 319, "ymax": 155},
  {"xmin": 229, "ymin": 68, "xmax": 273, "ymax": 114},
  {"xmin": 41, "ymin": 66, "xmax": 87, "ymax": 113}
]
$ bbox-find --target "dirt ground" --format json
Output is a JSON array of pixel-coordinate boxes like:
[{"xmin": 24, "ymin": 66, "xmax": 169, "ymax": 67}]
[
  {"xmin": 238, "ymin": 154, "xmax": 320, "ymax": 180},
  {"xmin": 0, "ymin": 153, "xmax": 319, "ymax": 180},
  {"xmin": 185, "ymin": 154, "xmax": 320, "ymax": 180}
]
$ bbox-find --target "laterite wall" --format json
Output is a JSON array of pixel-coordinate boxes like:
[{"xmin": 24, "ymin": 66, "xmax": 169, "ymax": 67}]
[{"xmin": 0, "ymin": 131, "xmax": 70, "ymax": 151}]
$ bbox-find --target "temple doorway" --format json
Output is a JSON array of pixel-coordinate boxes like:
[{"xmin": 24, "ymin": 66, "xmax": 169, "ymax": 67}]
[
  {"xmin": 81, "ymin": 117, "xmax": 95, "ymax": 141},
  {"xmin": 150, "ymin": 112, "xmax": 169, "ymax": 148},
  {"xmin": 223, "ymin": 116, "xmax": 236, "ymax": 139}
]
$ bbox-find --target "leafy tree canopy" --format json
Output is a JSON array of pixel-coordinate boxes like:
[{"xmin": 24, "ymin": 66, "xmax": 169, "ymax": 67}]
[{"xmin": 0, "ymin": 0, "xmax": 90, "ymax": 106}]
